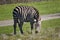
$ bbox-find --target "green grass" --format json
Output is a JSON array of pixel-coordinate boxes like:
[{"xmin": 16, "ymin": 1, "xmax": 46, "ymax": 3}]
[
  {"xmin": 0, "ymin": 18, "xmax": 60, "ymax": 34},
  {"xmin": 0, "ymin": 22, "xmax": 30, "ymax": 34},
  {"xmin": 0, "ymin": 26, "xmax": 13, "ymax": 34},
  {"xmin": 0, "ymin": 18, "xmax": 60, "ymax": 40},
  {"xmin": 42, "ymin": 18, "xmax": 60, "ymax": 29},
  {"xmin": 0, "ymin": 1, "xmax": 60, "ymax": 20}
]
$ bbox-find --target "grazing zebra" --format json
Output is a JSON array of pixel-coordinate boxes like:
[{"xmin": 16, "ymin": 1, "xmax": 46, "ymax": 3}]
[{"xmin": 13, "ymin": 6, "xmax": 41, "ymax": 34}]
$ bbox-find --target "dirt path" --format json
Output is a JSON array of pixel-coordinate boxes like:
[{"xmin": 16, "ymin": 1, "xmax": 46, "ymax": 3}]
[{"xmin": 0, "ymin": 13, "xmax": 60, "ymax": 26}]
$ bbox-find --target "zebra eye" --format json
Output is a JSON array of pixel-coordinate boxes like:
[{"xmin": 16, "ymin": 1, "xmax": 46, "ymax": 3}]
[{"xmin": 34, "ymin": 19, "xmax": 36, "ymax": 22}]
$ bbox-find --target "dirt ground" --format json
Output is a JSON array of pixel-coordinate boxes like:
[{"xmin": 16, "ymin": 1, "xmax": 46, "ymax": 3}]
[{"xmin": 0, "ymin": 13, "xmax": 60, "ymax": 26}]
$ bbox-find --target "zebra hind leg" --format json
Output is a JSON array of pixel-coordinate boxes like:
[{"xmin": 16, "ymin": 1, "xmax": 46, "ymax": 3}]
[
  {"xmin": 18, "ymin": 22, "xmax": 24, "ymax": 34},
  {"xmin": 13, "ymin": 18, "xmax": 18, "ymax": 35}
]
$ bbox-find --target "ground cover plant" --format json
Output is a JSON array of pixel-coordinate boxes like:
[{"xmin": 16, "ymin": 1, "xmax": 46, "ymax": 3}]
[{"xmin": 0, "ymin": 18, "xmax": 60, "ymax": 40}]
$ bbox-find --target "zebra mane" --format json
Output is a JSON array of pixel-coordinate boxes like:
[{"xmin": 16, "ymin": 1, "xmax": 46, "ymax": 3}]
[{"xmin": 33, "ymin": 7, "xmax": 39, "ymax": 19}]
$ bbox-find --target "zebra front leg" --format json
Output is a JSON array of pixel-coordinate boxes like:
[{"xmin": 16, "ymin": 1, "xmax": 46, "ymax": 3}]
[
  {"xmin": 30, "ymin": 22, "xmax": 34, "ymax": 34},
  {"xmin": 18, "ymin": 22, "xmax": 24, "ymax": 34}
]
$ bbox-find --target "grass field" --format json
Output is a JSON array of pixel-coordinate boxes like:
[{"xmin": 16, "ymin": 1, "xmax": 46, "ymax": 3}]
[
  {"xmin": 0, "ymin": 1, "xmax": 60, "ymax": 20},
  {"xmin": 0, "ymin": 18, "xmax": 60, "ymax": 40}
]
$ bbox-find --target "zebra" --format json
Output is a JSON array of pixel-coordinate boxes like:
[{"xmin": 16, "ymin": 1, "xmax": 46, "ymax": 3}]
[{"xmin": 13, "ymin": 6, "xmax": 41, "ymax": 34}]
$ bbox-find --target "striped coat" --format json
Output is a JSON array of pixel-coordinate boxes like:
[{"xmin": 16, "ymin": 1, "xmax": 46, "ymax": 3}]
[
  {"xmin": 13, "ymin": 6, "xmax": 39, "ymax": 22},
  {"xmin": 13, "ymin": 6, "xmax": 41, "ymax": 34}
]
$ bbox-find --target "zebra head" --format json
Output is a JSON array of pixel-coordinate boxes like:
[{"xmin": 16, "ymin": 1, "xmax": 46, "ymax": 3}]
[{"xmin": 34, "ymin": 16, "xmax": 41, "ymax": 33}]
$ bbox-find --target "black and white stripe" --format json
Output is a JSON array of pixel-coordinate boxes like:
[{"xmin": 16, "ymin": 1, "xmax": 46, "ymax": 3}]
[{"xmin": 13, "ymin": 6, "xmax": 41, "ymax": 34}]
